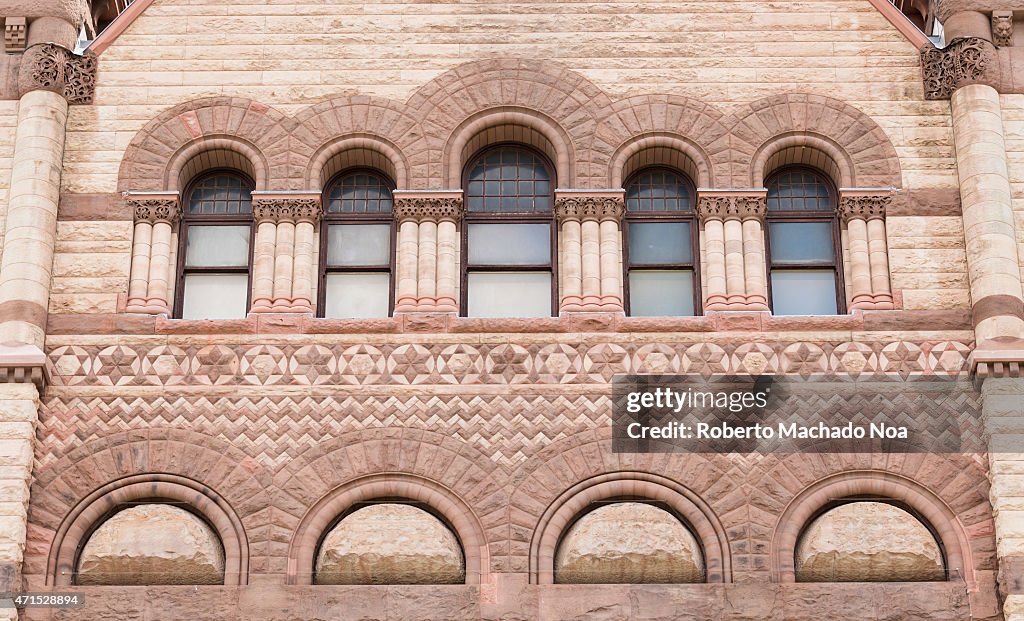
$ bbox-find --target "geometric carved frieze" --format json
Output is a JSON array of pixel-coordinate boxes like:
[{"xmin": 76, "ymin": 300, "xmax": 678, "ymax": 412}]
[
  {"xmin": 696, "ymin": 193, "xmax": 767, "ymax": 222},
  {"xmin": 921, "ymin": 37, "xmax": 998, "ymax": 100},
  {"xmin": 17, "ymin": 43, "xmax": 98, "ymax": 104},
  {"xmin": 392, "ymin": 195, "xmax": 464, "ymax": 223},
  {"xmin": 251, "ymin": 194, "xmax": 323, "ymax": 224}
]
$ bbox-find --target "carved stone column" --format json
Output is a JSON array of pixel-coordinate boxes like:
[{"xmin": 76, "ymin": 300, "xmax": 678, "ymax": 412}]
[
  {"xmin": 250, "ymin": 193, "xmax": 323, "ymax": 314},
  {"xmin": 554, "ymin": 191, "xmax": 625, "ymax": 313},
  {"xmin": 392, "ymin": 191, "xmax": 463, "ymax": 313},
  {"xmin": 838, "ymin": 191, "xmax": 895, "ymax": 311},
  {"xmin": 125, "ymin": 193, "xmax": 182, "ymax": 315},
  {"xmin": 696, "ymin": 191, "xmax": 768, "ymax": 312}
]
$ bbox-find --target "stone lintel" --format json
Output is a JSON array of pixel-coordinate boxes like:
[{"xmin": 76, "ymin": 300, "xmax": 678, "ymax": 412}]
[{"xmin": 0, "ymin": 343, "xmax": 48, "ymax": 390}]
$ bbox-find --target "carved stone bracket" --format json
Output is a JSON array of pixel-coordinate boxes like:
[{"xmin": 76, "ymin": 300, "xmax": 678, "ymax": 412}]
[
  {"xmin": 0, "ymin": 343, "xmax": 48, "ymax": 391},
  {"xmin": 393, "ymin": 196, "xmax": 464, "ymax": 223},
  {"xmin": 554, "ymin": 196, "xmax": 625, "ymax": 222},
  {"xmin": 17, "ymin": 43, "xmax": 97, "ymax": 104},
  {"xmin": 921, "ymin": 37, "xmax": 997, "ymax": 100},
  {"xmin": 696, "ymin": 194, "xmax": 766, "ymax": 222},
  {"xmin": 4, "ymin": 17, "xmax": 26, "ymax": 53},
  {"xmin": 129, "ymin": 196, "xmax": 181, "ymax": 224},
  {"xmin": 993, "ymin": 11, "xmax": 1014, "ymax": 48},
  {"xmin": 252, "ymin": 197, "xmax": 323, "ymax": 224},
  {"xmin": 838, "ymin": 194, "xmax": 891, "ymax": 223}
]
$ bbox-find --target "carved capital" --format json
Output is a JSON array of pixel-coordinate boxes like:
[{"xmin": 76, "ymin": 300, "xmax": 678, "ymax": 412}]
[
  {"xmin": 129, "ymin": 197, "xmax": 181, "ymax": 224},
  {"xmin": 554, "ymin": 196, "xmax": 625, "ymax": 223},
  {"xmin": 393, "ymin": 197, "xmax": 464, "ymax": 223},
  {"xmin": 696, "ymin": 194, "xmax": 766, "ymax": 222},
  {"xmin": 17, "ymin": 43, "xmax": 97, "ymax": 104},
  {"xmin": 993, "ymin": 11, "xmax": 1014, "ymax": 47},
  {"xmin": 252, "ymin": 197, "xmax": 323, "ymax": 224},
  {"xmin": 838, "ymin": 194, "xmax": 891, "ymax": 223},
  {"xmin": 921, "ymin": 37, "xmax": 998, "ymax": 100}
]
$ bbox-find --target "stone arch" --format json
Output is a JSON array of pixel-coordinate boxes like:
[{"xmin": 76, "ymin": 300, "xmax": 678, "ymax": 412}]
[
  {"xmin": 770, "ymin": 470, "xmax": 981, "ymax": 589},
  {"xmin": 596, "ymin": 94, "xmax": 730, "ymax": 189},
  {"xmin": 167, "ymin": 135, "xmax": 268, "ymax": 191},
  {"xmin": 118, "ymin": 97, "xmax": 292, "ymax": 192},
  {"xmin": 726, "ymin": 93, "xmax": 902, "ymax": 189},
  {"xmin": 610, "ymin": 133, "xmax": 714, "ymax": 189},
  {"xmin": 444, "ymin": 107, "xmax": 574, "ymax": 187},
  {"xmin": 307, "ymin": 134, "xmax": 409, "ymax": 190},
  {"xmin": 407, "ymin": 58, "xmax": 612, "ymax": 189},
  {"xmin": 752, "ymin": 132, "xmax": 853, "ymax": 189},
  {"xmin": 274, "ymin": 428, "xmax": 506, "ymax": 582},
  {"xmin": 292, "ymin": 95, "xmax": 424, "ymax": 190},
  {"xmin": 27, "ymin": 429, "xmax": 269, "ymax": 585}
]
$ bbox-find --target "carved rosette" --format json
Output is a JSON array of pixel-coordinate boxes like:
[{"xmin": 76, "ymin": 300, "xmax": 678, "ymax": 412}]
[
  {"xmin": 393, "ymin": 197, "xmax": 464, "ymax": 223},
  {"xmin": 993, "ymin": 11, "xmax": 1014, "ymax": 48},
  {"xmin": 17, "ymin": 44, "xmax": 98, "ymax": 104},
  {"xmin": 920, "ymin": 37, "xmax": 997, "ymax": 100},
  {"xmin": 839, "ymin": 195, "xmax": 890, "ymax": 223},
  {"xmin": 696, "ymin": 195, "xmax": 766, "ymax": 222},
  {"xmin": 252, "ymin": 198, "xmax": 323, "ymax": 224},
  {"xmin": 130, "ymin": 198, "xmax": 181, "ymax": 224},
  {"xmin": 554, "ymin": 196, "xmax": 625, "ymax": 222}
]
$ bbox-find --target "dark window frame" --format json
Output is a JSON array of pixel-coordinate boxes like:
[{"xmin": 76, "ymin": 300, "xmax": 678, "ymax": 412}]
[
  {"xmin": 460, "ymin": 143, "xmax": 559, "ymax": 317},
  {"xmin": 317, "ymin": 168, "xmax": 397, "ymax": 318},
  {"xmin": 621, "ymin": 166, "xmax": 702, "ymax": 317},
  {"xmin": 173, "ymin": 169, "xmax": 256, "ymax": 319},
  {"xmin": 763, "ymin": 166, "xmax": 847, "ymax": 315}
]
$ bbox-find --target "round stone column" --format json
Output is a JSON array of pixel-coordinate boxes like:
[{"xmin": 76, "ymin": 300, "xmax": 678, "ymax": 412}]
[
  {"xmin": 554, "ymin": 192, "xmax": 625, "ymax": 314},
  {"xmin": 392, "ymin": 191, "xmax": 464, "ymax": 313}
]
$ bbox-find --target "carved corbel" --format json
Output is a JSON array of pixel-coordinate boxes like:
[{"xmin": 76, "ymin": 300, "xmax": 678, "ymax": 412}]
[{"xmin": 992, "ymin": 11, "xmax": 1014, "ymax": 48}]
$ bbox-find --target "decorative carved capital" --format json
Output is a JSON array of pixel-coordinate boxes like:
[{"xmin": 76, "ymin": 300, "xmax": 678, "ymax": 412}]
[
  {"xmin": 17, "ymin": 43, "xmax": 97, "ymax": 104},
  {"xmin": 252, "ymin": 197, "xmax": 323, "ymax": 224},
  {"xmin": 554, "ymin": 196, "xmax": 624, "ymax": 222},
  {"xmin": 920, "ymin": 37, "xmax": 997, "ymax": 100},
  {"xmin": 129, "ymin": 197, "xmax": 181, "ymax": 224},
  {"xmin": 393, "ymin": 197, "xmax": 464, "ymax": 223},
  {"xmin": 4, "ymin": 17, "xmax": 26, "ymax": 53},
  {"xmin": 696, "ymin": 194, "xmax": 766, "ymax": 222},
  {"xmin": 838, "ymin": 194, "xmax": 891, "ymax": 222},
  {"xmin": 993, "ymin": 11, "xmax": 1014, "ymax": 47}
]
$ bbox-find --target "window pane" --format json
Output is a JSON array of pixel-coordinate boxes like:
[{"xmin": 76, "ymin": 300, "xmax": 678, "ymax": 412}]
[
  {"xmin": 323, "ymin": 273, "xmax": 390, "ymax": 318},
  {"xmin": 468, "ymin": 223, "xmax": 550, "ymax": 265},
  {"xmin": 769, "ymin": 222, "xmax": 834, "ymax": 265},
  {"xmin": 326, "ymin": 224, "xmax": 391, "ymax": 267},
  {"xmin": 181, "ymin": 273, "xmax": 249, "ymax": 320},
  {"xmin": 467, "ymin": 272, "xmax": 551, "ymax": 317},
  {"xmin": 465, "ymin": 147, "xmax": 552, "ymax": 213},
  {"xmin": 771, "ymin": 270, "xmax": 838, "ymax": 315},
  {"xmin": 629, "ymin": 270, "xmax": 695, "ymax": 316},
  {"xmin": 185, "ymin": 225, "xmax": 250, "ymax": 267},
  {"xmin": 628, "ymin": 222, "xmax": 692, "ymax": 265},
  {"xmin": 187, "ymin": 173, "xmax": 252, "ymax": 215},
  {"xmin": 767, "ymin": 170, "xmax": 831, "ymax": 212},
  {"xmin": 326, "ymin": 172, "xmax": 393, "ymax": 214},
  {"xmin": 625, "ymin": 169, "xmax": 692, "ymax": 212}
]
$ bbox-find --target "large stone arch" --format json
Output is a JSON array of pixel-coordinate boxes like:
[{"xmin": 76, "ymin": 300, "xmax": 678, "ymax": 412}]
[
  {"xmin": 291, "ymin": 95, "xmax": 424, "ymax": 190},
  {"xmin": 274, "ymin": 428, "xmax": 508, "ymax": 580},
  {"xmin": 406, "ymin": 58, "xmax": 612, "ymax": 189},
  {"xmin": 27, "ymin": 429, "xmax": 269, "ymax": 585},
  {"xmin": 595, "ymin": 94, "xmax": 730, "ymax": 189},
  {"xmin": 117, "ymin": 97, "xmax": 292, "ymax": 192},
  {"xmin": 725, "ymin": 93, "xmax": 903, "ymax": 189}
]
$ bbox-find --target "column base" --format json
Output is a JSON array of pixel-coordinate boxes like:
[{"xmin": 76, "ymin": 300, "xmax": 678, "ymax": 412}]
[
  {"xmin": 705, "ymin": 295, "xmax": 769, "ymax": 312},
  {"xmin": 125, "ymin": 297, "xmax": 171, "ymax": 315}
]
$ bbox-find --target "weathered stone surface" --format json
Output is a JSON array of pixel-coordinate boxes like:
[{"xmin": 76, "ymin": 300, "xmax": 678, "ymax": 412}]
[
  {"xmin": 795, "ymin": 502, "xmax": 944, "ymax": 582},
  {"xmin": 314, "ymin": 503, "xmax": 465, "ymax": 585},
  {"xmin": 554, "ymin": 503, "xmax": 704, "ymax": 584},
  {"xmin": 77, "ymin": 504, "xmax": 224, "ymax": 585}
]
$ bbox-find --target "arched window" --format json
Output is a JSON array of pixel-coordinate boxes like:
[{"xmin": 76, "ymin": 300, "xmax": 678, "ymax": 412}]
[
  {"xmin": 554, "ymin": 501, "xmax": 705, "ymax": 584},
  {"xmin": 795, "ymin": 500, "xmax": 946, "ymax": 582},
  {"xmin": 765, "ymin": 168, "xmax": 844, "ymax": 315},
  {"xmin": 462, "ymin": 145, "xmax": 556, "ymax": 317},
  {"xmin": 319, "ymin": 170, "xmax": 395, "ymax": 318},
  {"xmin": 175, "ymin": 171, "xmax": 254, "ymax": 319},
  {"xmin": 623, "ymin": 168, "xmax": 698, "ymax": 316},
  {"xmin": 314, "ymin": 502, "xmax": 465, "ymax": 585}
]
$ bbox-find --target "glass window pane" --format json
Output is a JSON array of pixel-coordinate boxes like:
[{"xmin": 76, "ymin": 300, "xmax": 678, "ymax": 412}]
[
  {"xmin": 465, "ymin": 147, "xmax": 552, "ymax": 213},
  {"xmin": 629, "ymin": 270, "xmax": 695, "ymax": 316},
  {"xmin": 326, "ymin": 224, "xmax": 391, "ymax": 266},
  {"xmin": 625, "ymin": 169, "xmax": 692, "ymax": 212},
  {"xmin": 771, "ymin": 270, "xmax": 838, "ymax": 315},
  {"xmin": 187, "ymin": 173, "xmax": 252, "ymax": 215},
  {"xmin": 185, "ymin": 225, "xmax": 250, "ymax": 267},
  {"xmin": 468, "ymin": 223, "xmax": 550, "ymax": 265},
  {"xmin": 628, "ymin": 222, "xmax": 692, "ymax": 265},
  {"xmin": 468, "ymin": 272, "xmax": 551, "ymax": 317},
  {"xmin": 323, "ymin": 273, "xmax": 390, "ymax": 318},
  {"xmin": 181, "ymin": 273, "xmax": 249, "ymax": 320},
  {"xmin": 769, "ymin": 222, "xmax": 834, "ymax": 265},
  {"xmin": 326, "ymin": 171, "xmax": 393, "ymax": 214},
  {"xmin": 767, "ymin": 170, "xmax": 832, "ymax": 212}
]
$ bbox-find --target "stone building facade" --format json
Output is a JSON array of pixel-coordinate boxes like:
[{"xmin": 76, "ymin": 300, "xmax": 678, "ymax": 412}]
[{"xmin": 0, "ymin": 0, "xmax": 1021, "ymax": 619}]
